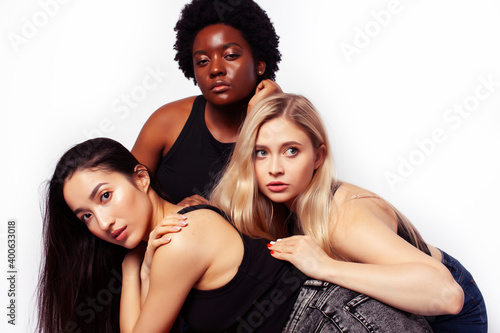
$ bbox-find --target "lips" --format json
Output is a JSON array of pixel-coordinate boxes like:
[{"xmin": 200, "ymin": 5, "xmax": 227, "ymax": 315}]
[
  {"xmin": 211, "ymin": 80, "xmax": 230, "ymax": 93},
  {"xmin": 112, "ymin": 226, "xmax": 127, "ymax": 241},
  {"xmin": 267, "ymin": 182, "xmax": 289, "ymax": 192}
]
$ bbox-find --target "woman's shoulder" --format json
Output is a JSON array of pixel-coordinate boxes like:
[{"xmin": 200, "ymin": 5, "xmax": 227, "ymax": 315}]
[
  {"xmin": 132, "ymin": 96, "xmax": 198, "ymax": 163},
  {"xmin": 153, "ymin": 206, "xmax": 244, "ymax": 291},
  {"xmin": 149, "ymin": 95, "xmax": 197, "ymax": 125},
  {"xmin": 333, "ymin": 182, "xmax": 377, "ymax": 203},
  {"xmin": 175, "ymin": 206, "xmax": 237, "ymax": 237},
  {"xmin": 331, "ymin": 182, "xmax": 398, "ymax": 231},
  {"xmin": 154, "ymin": 207, "xmax": 234, "ymax": 260},
  {"xmin": 182, "ymin": 206, "xmax": 228, "ymax": 224}
]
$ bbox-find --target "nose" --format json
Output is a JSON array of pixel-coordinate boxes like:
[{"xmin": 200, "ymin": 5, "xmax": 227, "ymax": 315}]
[
  {"xmin": 269, "ymin": 157, "xmax": 284, "ymax": 176},
  {"xmin": 209, "ymin": 56, "xmax": 226, "ymax": 78},
  {"xmin": 95, "ymin": 211, "xmax": 114, "ymax": 231}
]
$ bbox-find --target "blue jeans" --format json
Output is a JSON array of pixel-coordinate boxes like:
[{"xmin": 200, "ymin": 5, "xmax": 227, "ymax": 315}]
[
  {"xmin": 425, "ymin": 250, "xmax": 487, "ymax": 333},
  {"xmin": 283, "ymin": 280, "xmax": 432, "ymax": 332}
]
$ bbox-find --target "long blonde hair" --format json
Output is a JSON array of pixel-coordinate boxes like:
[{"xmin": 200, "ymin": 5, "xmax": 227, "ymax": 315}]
[
  {"xmin": 211, "ymin": 93, "xmax": 428, "ymax": 258},
  {"xmin": 211, "ymin": 93, "xmax": 340, "ymax": 257}
]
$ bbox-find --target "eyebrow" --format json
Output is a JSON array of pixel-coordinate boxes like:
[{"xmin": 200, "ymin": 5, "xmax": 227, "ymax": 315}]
[
  {"xmin": 73, "ymin": 182, "xmax": 107, "ymax": 215},
  {"xmin": 255, "ymin": 141, "xmax": 303, "ymax": 149},
  {"xmin": 193, "ymin": 42, "xmax": 243, "ymax": 57},
  {"xmin": 222, "ymin": 42, "xmax": 243, "ymax": 49}
]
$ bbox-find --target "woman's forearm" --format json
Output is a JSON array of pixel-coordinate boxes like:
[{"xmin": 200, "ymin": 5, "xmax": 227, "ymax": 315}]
[
  {"xmin": 120, "ymin": 265, "xmax": 142, "ymax": 333},
  {"xmin": 140, "ymin": 268, "xmax": 150, "ymax": 306},
  {"xmin": 319, "ymin": 259, "xmax": 464, "ymax": 316},
  {"xmin": 269, "ymin": 236, "xmax": 464, "ymax": 316}
]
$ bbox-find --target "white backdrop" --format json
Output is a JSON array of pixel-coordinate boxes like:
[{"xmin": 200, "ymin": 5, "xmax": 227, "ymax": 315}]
[{"xmin": 1, "ymin": 0, "xmax": 499, "ymax": 331}]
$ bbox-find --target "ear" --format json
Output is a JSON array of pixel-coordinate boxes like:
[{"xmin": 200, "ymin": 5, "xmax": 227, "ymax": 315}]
[
  {"xmin": 314, "ymin": 145, "xmax": 326, "ymax": 170},
  {"xmin": 134, "ymin": 164, "xmax": 150, "ymax": 191},
  {"xmin": 256, "ymin": 60, "xmax": 266, "ymax": 76}
]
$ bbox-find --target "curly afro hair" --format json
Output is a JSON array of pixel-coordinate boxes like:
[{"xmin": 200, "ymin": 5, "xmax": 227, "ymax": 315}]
[{"xmin": 174, "ymin": 0, "xmax": 281, "ymax": 85}]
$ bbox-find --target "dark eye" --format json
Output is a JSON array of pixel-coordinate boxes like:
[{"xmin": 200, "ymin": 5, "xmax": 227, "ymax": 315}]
[
  {"xmin": 195, "ymin": 57, "xmax": 209, "ymax": 66},
  {"xmin": 100, "ymin": 192, "xmax": 111, "ymax": 203},
  {"xmin": 81, "ymin": 213, "xmax": 92, "ymax": 223},
  {"xmin": 224, "ymin": 53, "xmax": 240, "ymax": 60}
]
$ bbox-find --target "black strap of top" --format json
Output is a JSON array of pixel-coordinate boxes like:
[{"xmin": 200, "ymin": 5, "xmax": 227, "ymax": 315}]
[{"xmin": 177, "ymin": 204, "xmax": 229, "ymax": 221}]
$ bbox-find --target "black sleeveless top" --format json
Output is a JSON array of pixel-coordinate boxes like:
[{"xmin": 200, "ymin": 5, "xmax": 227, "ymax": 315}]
[
  {"xmin": 156, "ymin": 96, "xmax": 235, "ymax": 203},
  {"xmin": 177, "ymin": 205, "xmax": 308, "ymax": 332}
]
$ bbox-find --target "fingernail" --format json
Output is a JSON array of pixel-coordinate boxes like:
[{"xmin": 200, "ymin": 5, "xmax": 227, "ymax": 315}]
[
  {"xmin": 267, "ymin": 243, "xmax": 272, "ymax": 248},
  {"xmin": 173, "ymin": 226, "xmax": 181, "ymax": 231},
  {"xmin": 162, "ymin": 237, "xmax": 171, "ymax": 243},
  {"xmin": 179, "ymin": 214, "xmax": 188, "ymax": 219},
  {"xmin": 270, "ymin": 241, "xmax": 276, "ymax": 245},
  {"xmin": 270, "ymin": 251, "xmax": 275, "ymax": 254},
  {"xmin": 179, "ymin": 220, "xmax": 188, "ymax": 226},
  {"xmin": 277, "ymin": 239, "xmax": 282, "ymax": 242}
]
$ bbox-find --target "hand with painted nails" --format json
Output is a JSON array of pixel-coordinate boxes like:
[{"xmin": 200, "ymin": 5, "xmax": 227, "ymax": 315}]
[
  {"xmin": 268, "ymin": 235, "xmax": 333, "ymax": 281},
  {"xmin": 142, "ymin": 213, "xmax": 188, "ymax": 276}
]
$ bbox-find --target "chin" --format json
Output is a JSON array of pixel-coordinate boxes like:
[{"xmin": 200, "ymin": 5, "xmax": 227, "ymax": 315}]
[{"xmin": 268, "ymin": 196, "xmax": 290, "ymax": 204}]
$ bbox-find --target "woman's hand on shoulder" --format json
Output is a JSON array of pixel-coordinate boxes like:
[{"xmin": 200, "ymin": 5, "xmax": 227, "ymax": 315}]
[
  {"xmin": 268, "ymin": 235, "xmax": 334, "ymax": 281},
  {"xmin": 132, "ymin": 214, "xmax": 214, "ymax": 332},
  {"xmin": 141, "ymin": 213, "xmax": 189, "ymax": 279},
  {"xmin": 247, "ymin": 79, "xmax": 282, "ymax": 113}
]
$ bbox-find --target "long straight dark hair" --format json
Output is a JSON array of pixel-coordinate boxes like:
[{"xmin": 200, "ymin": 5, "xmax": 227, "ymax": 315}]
[{"xmin": 38, "ymin": 138, "xmax": 147, "ymax": 332}]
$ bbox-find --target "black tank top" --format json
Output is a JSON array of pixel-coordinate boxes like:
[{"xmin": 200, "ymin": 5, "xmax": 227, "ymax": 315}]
[
  {"xmin": 156, "ymin": 96, "xmax": 235, "ymax": 203},
  {"xmin": 177, "ymin": 205, "xmax": 308, "ymax": 332}
]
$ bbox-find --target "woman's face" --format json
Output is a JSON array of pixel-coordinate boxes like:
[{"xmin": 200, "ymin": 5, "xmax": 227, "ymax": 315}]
[
  {"xmin": 63, "ymin": 169, "xmax": 152, "ymax": 249},
  {"xmin": 192, "ymin": 23, "xmax": 264, "ymax": 107},
  {"xmin": 254, "ymin": 117, "xmax": 324, "ymax": 209}
]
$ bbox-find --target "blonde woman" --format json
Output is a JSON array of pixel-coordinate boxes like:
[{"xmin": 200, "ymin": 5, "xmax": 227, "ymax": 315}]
[{"xmin": 210, "ymin": 93, "xmax": 487, "ymax": 332}]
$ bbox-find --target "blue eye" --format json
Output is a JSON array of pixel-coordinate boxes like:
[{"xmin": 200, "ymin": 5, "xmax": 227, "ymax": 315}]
[
  {"xmin": 255, "ymin": 150, "xmax": 267, "ymax": 158},
  {"xmin": 285, "ymin": 147, "xmax": 298, "ymax": 156}
]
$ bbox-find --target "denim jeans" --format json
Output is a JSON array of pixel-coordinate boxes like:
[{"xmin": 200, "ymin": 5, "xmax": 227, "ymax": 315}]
[
  {"xmin": 425, "ymin": 250, "xmax": 487, "ymax": 333},
  {"xmin": 283, "ymin": 280, "xmax": 432, "ymax": 332}
]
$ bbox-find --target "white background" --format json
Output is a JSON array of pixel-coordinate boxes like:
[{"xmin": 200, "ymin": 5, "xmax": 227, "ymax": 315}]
[{"xmin": 1, "ymin": 0, "xmax": 499, "ymax": 331}]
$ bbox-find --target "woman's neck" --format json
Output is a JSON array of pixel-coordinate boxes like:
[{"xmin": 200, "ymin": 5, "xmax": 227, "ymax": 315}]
[
  {"xmin": 204, "ymin": 98, "xmax": 250, "ymax": 143},
  {"xmin": 144, "ymin": 191, "xmax": 180, "ymax": 241}
]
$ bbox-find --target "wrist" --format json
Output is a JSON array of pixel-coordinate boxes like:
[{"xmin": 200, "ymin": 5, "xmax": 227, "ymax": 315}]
[
  {"xmin": 318, "ymin": 258, "xmax": 341, "ymax": 284},
  {"xmin": 140, "ymin": 266, "xmax": 150, "ymax": 281},
  {"xmin": 122, "ymin": 264, "xmax": 140, "ymax": 282}
]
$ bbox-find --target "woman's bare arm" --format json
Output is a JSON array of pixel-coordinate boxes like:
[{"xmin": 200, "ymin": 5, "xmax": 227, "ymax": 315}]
[
  {"xmin": 120, "ymin": 221, "xmax": 211, "ymax": 332},
  {"xmin": 269, "ymin": 199, "xmax": 464, "ymax": 316},
  {"xmin": 131, "ymin": 97, "xmax": 195, "ymax": 174},
  {"xmin": 120, "ymin": 209, "xmax": 242, "ymax": 332}
]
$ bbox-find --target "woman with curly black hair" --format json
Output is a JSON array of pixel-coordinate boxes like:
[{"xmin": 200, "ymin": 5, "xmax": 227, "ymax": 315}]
[{"xmin": 132, "ymin": 0, "xmax": 283, "ymax": 206}]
